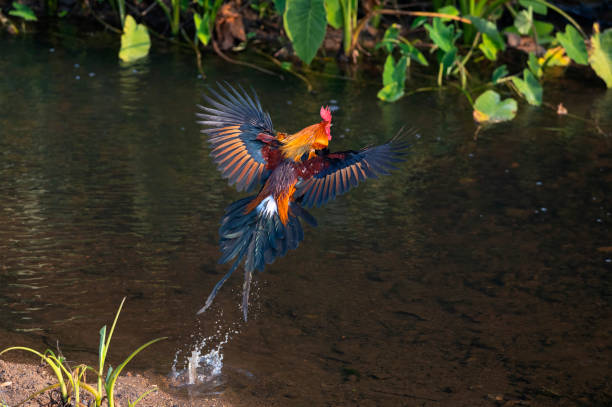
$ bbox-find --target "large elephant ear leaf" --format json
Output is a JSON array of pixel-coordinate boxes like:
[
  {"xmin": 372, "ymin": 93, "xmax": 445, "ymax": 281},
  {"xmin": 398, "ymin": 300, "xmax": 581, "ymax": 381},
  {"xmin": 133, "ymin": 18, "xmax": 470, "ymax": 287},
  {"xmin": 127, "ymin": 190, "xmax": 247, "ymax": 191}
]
[
  {"xmin": 473, "ymin": 90, "xmax": 517, "ymax": 124},
  {"xmin": 556, "ymin": 25, "xmax": 588, "ymax": 65},
  {"xmin": 119, "ymin": 15, "xmax": 151, "ymax": 62},
  {"xmin": 589, "ymin": 24, "xmax": 612, "ymax": 88},
  {"xmin": 283, "ymin": 0, "xmax": 327, "ymax": 65}
]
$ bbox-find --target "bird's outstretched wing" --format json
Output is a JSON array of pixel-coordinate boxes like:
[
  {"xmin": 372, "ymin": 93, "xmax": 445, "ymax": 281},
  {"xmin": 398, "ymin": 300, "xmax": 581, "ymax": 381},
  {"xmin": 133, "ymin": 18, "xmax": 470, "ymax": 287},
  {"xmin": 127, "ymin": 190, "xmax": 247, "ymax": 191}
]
[
  {"xmin": 295, "ymin": 131, "xmax": 412, "ymax": 207},
  {"xmin": 197, "ymin": 83, "xmax": 277, "ymax": 192}
]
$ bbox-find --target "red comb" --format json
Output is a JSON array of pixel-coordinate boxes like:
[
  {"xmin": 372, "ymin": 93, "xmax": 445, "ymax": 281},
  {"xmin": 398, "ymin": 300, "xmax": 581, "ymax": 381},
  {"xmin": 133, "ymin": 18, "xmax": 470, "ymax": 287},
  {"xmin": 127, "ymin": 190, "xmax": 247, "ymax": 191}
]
[{"xmin": 320, "ymin": 106, "xmax": 332, "ymax": 122}]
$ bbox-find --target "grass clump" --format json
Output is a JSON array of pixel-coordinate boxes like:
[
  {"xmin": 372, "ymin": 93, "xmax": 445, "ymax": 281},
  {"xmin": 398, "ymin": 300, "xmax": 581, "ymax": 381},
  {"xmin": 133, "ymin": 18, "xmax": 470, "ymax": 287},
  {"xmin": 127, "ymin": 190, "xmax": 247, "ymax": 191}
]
[{"xmin": 0, "ymin": 298, "xmax": 166, "ymax": 407}]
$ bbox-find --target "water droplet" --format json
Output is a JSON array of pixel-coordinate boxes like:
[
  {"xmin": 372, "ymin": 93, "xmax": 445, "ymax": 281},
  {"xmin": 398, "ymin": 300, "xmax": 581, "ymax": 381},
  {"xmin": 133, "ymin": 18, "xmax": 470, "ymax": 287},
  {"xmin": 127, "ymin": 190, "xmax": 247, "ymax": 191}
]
[
  {"xmin": 132, "ymin": 68, "xmax": 138, "ymax": 73},
  {"xmin": 345, "ymin": 128, "xmax": 350, "ymax": 132},
  {"xmin": 536, "ymin": 181, "xmax": 542, "ymax": 186},
  {"xmin": 436, "ymin": 137, "xmax": 441, "ymax": 141},
  {"xmin": 287, "ymin": 100, "xmax": 292, "ymax": 105},
  {"xmin": 180, "ymin": 127, "xmax": 185, "ymax": 131},
  {"xmin": 329, "ymin": 99, "xmax": 337, "ymax": 104},
  {"xmin": 468, "ymin": 153, "xmax": 474, "ymax": 158},
  {"xmin": 88, "ymin": 72, "xmax": 95, "ymax": 77},
  {"xmin": 592, "ymin": 197, "xmax": 597, "ymax": 201},
  {"xmin": 534, "ymin": 209, "xmax": 539, "ymax": 214},
  {"xmin": 329, "ymin": 105, "xmax": 340, "ymax": 112},
  {"xmin": 49, "ymin": 48, "xmax": 55, "ymax": 52},
  {"xmin": 415, "ymin": 134, "xmax": 421, "ymax": 139},
  {"xmin": 75, "ymin": 75, "xmax": 80, "ymax": 80},
  {"xmin": 605, "ymin": 258, "xmax": 611, "ymax": 263},
  {"xmin": 541, "ymin": 207, "xmax": 547, "ymax": 212},
  {"xmin": 596, "ymin": 218, "xmax": 602, "ymax": 223},
  {"xmin": 197, "ymin": 74, "xmax": 202, "ymax": 79},
  {"xmin": 74, "ymin": 63, "xmax": 80, "ymax": 68}
]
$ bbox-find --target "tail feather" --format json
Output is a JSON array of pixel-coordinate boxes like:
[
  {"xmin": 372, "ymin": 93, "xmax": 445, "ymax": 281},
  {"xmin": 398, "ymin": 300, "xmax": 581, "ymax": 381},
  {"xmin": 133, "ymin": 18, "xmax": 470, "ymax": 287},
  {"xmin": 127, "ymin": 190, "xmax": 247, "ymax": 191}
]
[{"xmin": 199, "ymin": 195, "xmax": 316, "ymax": 321}]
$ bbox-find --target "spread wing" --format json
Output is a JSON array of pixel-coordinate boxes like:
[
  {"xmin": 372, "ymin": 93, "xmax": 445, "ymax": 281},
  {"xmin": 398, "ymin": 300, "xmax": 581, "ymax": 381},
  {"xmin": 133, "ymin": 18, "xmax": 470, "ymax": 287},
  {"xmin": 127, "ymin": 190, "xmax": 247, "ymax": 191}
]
[
  {"xmin": 295, "ymin": 132, "xmax": 411, "ymax": 208},
  {"xmin": 197, "ymin": 82, "xmax": 277, "ymax": 192}
]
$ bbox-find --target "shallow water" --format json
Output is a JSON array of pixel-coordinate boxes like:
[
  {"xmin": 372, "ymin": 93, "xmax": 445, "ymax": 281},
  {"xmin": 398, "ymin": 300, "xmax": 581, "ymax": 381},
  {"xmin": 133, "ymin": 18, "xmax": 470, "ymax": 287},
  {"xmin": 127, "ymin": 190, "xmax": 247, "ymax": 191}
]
[{"xmin": 1, "ymin": 27, "xmax": 611, "ymax": 406}]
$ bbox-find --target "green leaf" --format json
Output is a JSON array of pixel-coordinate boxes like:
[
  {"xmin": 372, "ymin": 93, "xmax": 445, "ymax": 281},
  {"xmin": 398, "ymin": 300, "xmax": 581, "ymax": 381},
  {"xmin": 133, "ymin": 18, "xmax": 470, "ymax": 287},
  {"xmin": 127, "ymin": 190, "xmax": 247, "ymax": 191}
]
[
  {"xmin": 519, "ymin": 0, "xmax": 547, "ymax": 15},
  {"xmin": 534, "ymin": 20, "xmax": 554, "ymax": 37},
  {"xmin": 468, "ymin": 16, "xmax": 505, "ymax": 51},
  {"xmin": 512, "ymin": 68, "xmax": 542, "ymax": 105},
  {"xmin": 425, "ymin": 18, "xmax": 458, "ymax": 53},
  {"xmin": 440, "ymin": 46, "xmax": 457, "ymax": 74},
  {"xmin": 479, "ymin": 34, "xmax": 499, "ymax": 61},
  {"xmin": 119, "ymin": 15, "xmax": 151, "ymax": 62},
  {"xmin": 527, "ymin": 52, "xmax": 542, "ymax": 78},
  {"xmin": 324, "ymin": 0, "xmax": 342, "ymax": 29},
  {"xmin": 194, "ymin": 13, "xmax": 213, "ymax": 46},
  {"xmin": 378, "ymin": 82, "xmax": 404, "ymax": 102},
  {"xmin": 492, "ymin": 64, "xmax": 509, "ymax": 84},
  {"xmin": 473, "ymin": 90, "xmax": 517, "ymax": 124},
  {"xmin": 9, "ymin": 2, "xmax": 37, "ymax": 21},
  {"xmin": 274, "ymin": 0, "xmax": 285, "ymax": 14},
  {"xmin": 378, "ymin": 54, "xmax": 407, "ymax": 102},
  {"xmin": 514, "ymin": 7, "xmax": 533, "ymax": 35},
  {"xmin": 589, "ymin": 26, "xmax": 612, "ymax": 88},
  {"xmin": 399, "ymin": 41, "xmax": 428, "ymax": 66},
  {"xmin": 556, "ymin": 24, "xmax": 588, "ymax": 65},
  {"xmin": 377, "ymin": 23, "xmax": 400, "ymax": 53},
  {"xmin": 410, "ymin": 16, "xmax": 427, "ymax": 29},
  {"xmin": 436, "ymin": 5, "xmax": 459, "ymax": 21},
  {"xmin": 283, "ymin": 0, "xmax": 327, "ymax": 65}
]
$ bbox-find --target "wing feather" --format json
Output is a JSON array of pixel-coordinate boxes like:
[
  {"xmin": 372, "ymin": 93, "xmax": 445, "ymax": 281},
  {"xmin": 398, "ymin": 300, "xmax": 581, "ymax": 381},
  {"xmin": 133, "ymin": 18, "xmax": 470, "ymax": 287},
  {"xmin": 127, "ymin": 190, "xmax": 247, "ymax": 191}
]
[
  {"xmin": 197, "ymin": 83, "xmax": 277, "ymax": 192},
  {"xmin": 295, "ymin": 131, "xmax": 413, "ymax": 208}
]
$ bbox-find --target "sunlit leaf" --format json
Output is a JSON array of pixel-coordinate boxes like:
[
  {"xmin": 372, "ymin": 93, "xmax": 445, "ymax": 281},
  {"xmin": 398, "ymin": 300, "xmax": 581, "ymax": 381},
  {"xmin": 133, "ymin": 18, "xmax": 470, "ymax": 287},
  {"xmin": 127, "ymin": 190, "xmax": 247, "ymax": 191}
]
[
  {"xmin": 514, "ymin": 7, "xmax": 533, "ymax": 35},
  {"xmin": 283, "ymin": 0, "xmax": 326, "ymax": 64},
  {"xmin": 473, "ymin": 90, "xmax": 517, "ymax": 124},
  {"xmin": 589, "ymin": 24, "xmax": 612, "ymax": 88},
  {"xmin": 425, "ymin": 18, "xmax": 458, "ymax": 53},
  {"xmin": 519, "ymin": 0, "xmax": 547, "ymax": 15},
  {"xmin": 119, "ymin": 15, "xmax": 151, "ymax": 62},
  {"xmin": 538, "ymin": 46, "xmax": 570, "ymax": 67},
  {"xmin": 512, "ymin": 68, "xmax": 542, "ymax": 105},
  {"xmin": 492, "ymin": 64, "xmax": 509, "ymax": 84},
  {"xmin": 399, "ymin": 41, "xmax": 428, "ymax": 66},
  {"xmin": 194, "ymin": 13, "xmax": 213, "ymax": 46},
  {"xmin": 324, "ymin": 0, "xmax": 342, "ymax": 29},
  {"xmin": 9, "ymin": 2, "xmax": 37, "ymax": 21},
  {"xmin": 556, "ymin": 24, "xmax": 588, "ymax": 65},
  {"xmin": 468, "ymin": 16, "xmax": 505, "ymax": 51},
  {"xmin": 479, "ymin": 34, "xmax": 498, "ymax": 61}
]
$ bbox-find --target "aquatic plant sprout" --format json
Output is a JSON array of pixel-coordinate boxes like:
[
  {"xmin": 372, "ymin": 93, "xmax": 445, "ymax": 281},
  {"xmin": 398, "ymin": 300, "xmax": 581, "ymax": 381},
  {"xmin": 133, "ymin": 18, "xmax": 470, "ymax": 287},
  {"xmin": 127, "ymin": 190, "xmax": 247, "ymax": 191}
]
[{"xmin": 0, "ymin": 298, "xmax": 165, "ymax": 407}]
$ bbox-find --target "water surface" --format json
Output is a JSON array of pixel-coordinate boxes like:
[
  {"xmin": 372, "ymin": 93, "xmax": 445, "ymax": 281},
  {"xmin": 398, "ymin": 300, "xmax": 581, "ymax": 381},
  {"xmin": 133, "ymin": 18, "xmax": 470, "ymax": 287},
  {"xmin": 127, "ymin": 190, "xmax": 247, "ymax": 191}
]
[{"xmin": 0, "ymin": 28, "xmax": 611, "ymax": 406}]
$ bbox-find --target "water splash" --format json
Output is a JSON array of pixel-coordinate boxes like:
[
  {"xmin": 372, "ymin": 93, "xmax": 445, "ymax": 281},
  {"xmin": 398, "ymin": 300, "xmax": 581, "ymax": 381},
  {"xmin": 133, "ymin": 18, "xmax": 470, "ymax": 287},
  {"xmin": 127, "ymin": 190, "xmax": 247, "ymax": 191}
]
[{"xmin": 170, "ymin": 317, "xmax": 239, "ymax": 391}]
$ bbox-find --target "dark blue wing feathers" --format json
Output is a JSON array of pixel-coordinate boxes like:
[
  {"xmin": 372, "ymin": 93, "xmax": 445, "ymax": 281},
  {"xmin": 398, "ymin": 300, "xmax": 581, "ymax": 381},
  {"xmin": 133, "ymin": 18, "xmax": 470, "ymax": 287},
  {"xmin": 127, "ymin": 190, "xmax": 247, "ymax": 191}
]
[{"xmin": 296, "ymin": 133, "xmax": 411, "ymax": 208}]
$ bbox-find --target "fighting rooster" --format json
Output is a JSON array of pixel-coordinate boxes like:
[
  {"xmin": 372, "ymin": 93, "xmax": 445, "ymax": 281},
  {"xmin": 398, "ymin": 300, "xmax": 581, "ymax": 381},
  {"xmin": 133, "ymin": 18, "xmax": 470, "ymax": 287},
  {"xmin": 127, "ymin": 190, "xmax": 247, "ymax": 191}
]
[{"xmin": 196, "ymin": 83, "xmax": 410, "ymax": 321}]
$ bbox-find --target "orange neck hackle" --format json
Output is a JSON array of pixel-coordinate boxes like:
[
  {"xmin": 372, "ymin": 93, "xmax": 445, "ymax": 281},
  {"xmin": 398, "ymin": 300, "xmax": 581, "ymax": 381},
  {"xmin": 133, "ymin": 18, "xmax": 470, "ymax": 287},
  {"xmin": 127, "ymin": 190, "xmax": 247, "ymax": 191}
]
[{"xmin": 280, "ymin": 106, "xmax": 332, "ymax": 162}]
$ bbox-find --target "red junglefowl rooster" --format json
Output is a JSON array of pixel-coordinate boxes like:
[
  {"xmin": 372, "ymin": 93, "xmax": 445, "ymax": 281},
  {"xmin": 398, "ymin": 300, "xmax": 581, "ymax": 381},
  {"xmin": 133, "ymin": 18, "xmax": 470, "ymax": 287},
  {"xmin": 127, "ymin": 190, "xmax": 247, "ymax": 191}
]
[{"xmin": 196, "ymin": 83, "xmax": 411, "ymax": 321}]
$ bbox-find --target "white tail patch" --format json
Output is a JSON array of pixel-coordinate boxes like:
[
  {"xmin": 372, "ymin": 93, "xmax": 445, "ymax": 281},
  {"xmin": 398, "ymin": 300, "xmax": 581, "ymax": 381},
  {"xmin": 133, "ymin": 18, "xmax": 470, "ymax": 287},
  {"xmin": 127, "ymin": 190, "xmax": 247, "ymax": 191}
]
[{"xmin": 256, "ymin": 195, "xmax": 277, "ymax": 218}]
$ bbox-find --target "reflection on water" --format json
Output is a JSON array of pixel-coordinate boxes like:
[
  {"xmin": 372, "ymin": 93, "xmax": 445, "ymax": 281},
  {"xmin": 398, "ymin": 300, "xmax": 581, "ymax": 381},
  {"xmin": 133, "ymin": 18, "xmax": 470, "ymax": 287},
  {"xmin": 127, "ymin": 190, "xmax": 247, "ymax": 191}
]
[{"xmin": 1, "ymin": 32, "xmax": 611, "ymax": 406}]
